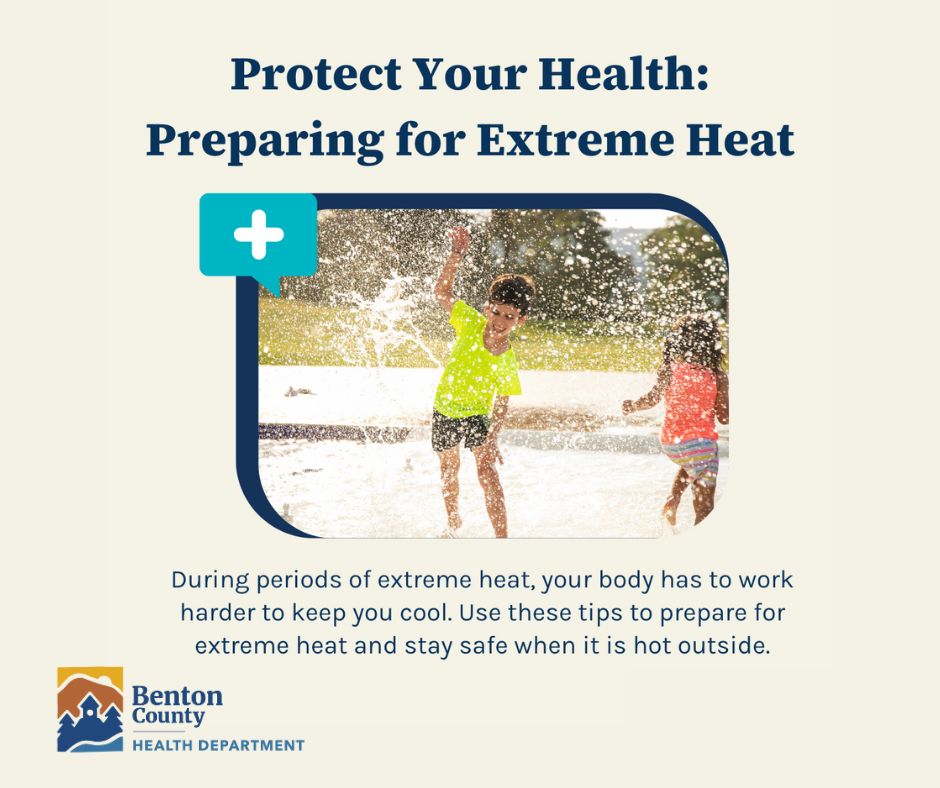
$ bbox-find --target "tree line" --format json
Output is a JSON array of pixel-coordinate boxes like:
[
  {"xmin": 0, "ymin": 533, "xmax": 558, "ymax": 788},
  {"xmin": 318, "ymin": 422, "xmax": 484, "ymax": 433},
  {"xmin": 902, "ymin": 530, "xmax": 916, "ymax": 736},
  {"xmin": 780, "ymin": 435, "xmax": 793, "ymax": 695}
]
[{"xmin": 271, "ymin": 209, "xmax": 727, "ymax": 325}]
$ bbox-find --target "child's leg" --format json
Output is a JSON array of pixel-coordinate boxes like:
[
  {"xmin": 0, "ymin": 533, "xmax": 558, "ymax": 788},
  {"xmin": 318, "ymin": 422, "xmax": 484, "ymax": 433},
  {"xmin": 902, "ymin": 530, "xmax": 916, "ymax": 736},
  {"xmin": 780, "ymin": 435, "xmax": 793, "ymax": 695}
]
[
  {"xmin": 689, "ymin": 447, "xmax": 719, "ymax": 525},
  {"xmin": 661, "ymin": 438, "xmax": 719, "ymax": 526},
  {"xmin": 472, "ymin": 447, "xmax": 507, "ymax": 538},
  {"xmin": 663, "ymin": 467, "xmax": 691, "ymax": 526},
  {"xmin": 691, "ymin": 479, "xmax": 716, "ymax": 525},
  {"xmin": 437, "ymin": 445, "xmax": 462, "ymax": 529}
]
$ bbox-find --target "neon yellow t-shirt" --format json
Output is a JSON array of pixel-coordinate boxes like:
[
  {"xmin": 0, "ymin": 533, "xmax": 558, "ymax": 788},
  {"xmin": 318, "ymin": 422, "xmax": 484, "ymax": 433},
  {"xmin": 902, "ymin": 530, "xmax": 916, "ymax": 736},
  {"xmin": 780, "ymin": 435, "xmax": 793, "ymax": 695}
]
[{"xmin": 433, "ymin": 301, "xmax": 522, "ymax": 418}]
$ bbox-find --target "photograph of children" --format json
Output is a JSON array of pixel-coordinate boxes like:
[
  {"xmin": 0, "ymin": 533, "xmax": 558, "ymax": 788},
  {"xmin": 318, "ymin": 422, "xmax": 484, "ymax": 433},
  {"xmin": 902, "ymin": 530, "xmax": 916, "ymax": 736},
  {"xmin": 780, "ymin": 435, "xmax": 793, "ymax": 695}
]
[{"xmin": 257, "ymin": 207, "xmax": 729, "ymax": 538}]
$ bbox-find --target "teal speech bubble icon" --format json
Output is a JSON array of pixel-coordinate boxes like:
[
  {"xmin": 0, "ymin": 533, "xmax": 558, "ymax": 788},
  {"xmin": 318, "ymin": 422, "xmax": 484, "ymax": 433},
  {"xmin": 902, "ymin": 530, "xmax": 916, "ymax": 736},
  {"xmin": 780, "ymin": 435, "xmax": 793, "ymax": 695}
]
[{"xmin": 200, "ymin": 193, "xmax": 317, "ymax": 296}]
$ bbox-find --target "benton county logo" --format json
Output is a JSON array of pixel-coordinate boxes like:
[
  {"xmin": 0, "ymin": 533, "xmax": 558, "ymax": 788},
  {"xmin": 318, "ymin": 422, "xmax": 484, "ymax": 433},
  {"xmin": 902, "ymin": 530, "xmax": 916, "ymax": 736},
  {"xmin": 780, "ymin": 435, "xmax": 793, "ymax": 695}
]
[{"xmin": 57, "ymin": 667, "xmax": 124, "ymax": 752}]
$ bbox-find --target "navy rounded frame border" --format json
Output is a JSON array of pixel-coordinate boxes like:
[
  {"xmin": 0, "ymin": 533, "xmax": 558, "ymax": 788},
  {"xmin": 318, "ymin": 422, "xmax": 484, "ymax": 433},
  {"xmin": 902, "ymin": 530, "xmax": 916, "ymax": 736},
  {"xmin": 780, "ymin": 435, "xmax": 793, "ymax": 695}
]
[{"xmin": 236, "ymin": 193, "xmax": 726, "ymax": 538}]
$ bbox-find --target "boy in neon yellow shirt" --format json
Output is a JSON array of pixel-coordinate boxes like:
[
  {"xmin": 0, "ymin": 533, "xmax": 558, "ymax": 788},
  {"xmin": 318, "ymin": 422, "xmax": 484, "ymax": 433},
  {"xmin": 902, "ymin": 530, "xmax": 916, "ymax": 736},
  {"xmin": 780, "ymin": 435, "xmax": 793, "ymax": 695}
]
[{"xmin": 431, "ymin": 225, "xmax": 535, "ymax": 538}]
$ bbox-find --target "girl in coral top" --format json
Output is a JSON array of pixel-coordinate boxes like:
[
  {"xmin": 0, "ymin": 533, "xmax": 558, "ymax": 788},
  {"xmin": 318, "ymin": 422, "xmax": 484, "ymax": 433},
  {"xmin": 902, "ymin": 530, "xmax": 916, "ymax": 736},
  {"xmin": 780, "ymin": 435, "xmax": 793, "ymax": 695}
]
[{"xmin": 622, "ymin": 315, "xmax": 729, "ymax": 527}]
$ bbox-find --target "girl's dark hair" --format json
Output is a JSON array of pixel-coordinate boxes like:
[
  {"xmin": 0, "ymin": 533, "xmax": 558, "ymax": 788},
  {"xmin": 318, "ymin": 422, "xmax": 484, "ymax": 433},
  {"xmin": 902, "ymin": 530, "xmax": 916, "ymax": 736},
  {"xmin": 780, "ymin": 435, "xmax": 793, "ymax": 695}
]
[
  {"xmin": 662, "ymin": 314, "xmax": 726, "ymax": 372},
  {"xmin": 489, "ymin": 274, "xmax": 536, "ymax": 315}
]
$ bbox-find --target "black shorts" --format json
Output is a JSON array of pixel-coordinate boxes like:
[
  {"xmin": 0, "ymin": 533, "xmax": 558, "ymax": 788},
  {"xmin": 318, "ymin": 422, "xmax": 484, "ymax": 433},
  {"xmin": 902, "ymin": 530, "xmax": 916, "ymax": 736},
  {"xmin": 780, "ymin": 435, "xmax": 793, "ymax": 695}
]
[{"xmin": 431, "ymin": 409, "xmax": 491, "ymax": 452}]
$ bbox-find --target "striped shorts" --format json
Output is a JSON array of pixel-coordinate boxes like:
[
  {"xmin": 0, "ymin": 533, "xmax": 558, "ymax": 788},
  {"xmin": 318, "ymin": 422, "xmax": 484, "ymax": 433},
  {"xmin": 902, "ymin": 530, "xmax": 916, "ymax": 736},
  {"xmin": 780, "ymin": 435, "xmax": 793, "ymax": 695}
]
[{"xmin": 661, "ymin": 437, "xmax": 719, "ymax": 488}]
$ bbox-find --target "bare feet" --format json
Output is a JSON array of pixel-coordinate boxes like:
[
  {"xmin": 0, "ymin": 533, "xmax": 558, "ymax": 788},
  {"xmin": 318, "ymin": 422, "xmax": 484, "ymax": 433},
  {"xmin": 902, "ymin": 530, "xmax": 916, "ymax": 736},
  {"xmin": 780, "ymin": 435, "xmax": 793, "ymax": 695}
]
[
  {"xmin": 662, "ymin": 496, "xmax": 678, "ymax": 526},
  {"xmin": 434, "ymin": 512, "xmax": 462, "ymax": 538}
]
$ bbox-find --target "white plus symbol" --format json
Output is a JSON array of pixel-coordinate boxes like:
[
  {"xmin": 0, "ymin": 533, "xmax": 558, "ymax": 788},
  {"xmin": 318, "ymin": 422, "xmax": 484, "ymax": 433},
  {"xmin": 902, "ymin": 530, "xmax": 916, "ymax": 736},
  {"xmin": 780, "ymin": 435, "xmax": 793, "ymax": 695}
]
[{"xmin": 234, "ymin": 210, "xmax": 284, "ymax": 259}]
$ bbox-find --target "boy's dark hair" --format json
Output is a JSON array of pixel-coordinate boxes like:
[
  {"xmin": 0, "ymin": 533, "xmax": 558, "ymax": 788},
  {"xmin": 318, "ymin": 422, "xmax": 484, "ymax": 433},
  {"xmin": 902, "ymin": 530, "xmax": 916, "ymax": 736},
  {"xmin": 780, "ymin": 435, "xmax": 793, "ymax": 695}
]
[
  {"xmin": 488, "ymin": 274, "xmax": 536, "ymax": 316},
  {"xmin": 662, "ymin": 314, "xmax": 727, "ymax": 372}
]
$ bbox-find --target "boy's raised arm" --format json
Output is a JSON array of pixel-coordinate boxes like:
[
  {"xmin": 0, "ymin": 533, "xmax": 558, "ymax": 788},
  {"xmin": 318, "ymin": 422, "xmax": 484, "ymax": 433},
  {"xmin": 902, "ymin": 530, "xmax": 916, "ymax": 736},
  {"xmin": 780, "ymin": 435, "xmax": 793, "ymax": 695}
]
[{"xmin": 433, "ymin": 225, "xmax": 469, "ymax": 314}]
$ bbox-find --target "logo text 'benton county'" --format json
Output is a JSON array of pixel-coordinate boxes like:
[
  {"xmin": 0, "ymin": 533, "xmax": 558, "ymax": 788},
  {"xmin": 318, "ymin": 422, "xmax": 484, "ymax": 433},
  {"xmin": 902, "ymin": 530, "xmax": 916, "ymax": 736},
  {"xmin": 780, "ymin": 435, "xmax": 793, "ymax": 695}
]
[{"xmin": 132, "ymin": 686, "xmax": 222, "ymax": 728}]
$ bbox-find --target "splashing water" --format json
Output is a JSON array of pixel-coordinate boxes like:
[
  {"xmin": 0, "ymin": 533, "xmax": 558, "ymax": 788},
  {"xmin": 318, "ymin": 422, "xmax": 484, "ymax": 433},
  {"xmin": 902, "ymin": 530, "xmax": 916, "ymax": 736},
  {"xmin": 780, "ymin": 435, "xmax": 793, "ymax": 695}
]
[
  {"xmin": 332, "ymin": 273, "xmax": 442, "ymax": 447},
  {"xmin": 345, "ymin": 274, "xmax": 441, "ymax": 368}
]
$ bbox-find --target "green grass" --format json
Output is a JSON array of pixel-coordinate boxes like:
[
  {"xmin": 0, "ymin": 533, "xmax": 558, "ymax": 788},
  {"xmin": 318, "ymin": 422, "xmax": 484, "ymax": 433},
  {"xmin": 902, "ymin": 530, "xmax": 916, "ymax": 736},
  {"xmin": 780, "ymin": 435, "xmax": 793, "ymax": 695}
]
[{"xmin": 258, "ymin": 297, "xmax": 665, "ymax": 372}]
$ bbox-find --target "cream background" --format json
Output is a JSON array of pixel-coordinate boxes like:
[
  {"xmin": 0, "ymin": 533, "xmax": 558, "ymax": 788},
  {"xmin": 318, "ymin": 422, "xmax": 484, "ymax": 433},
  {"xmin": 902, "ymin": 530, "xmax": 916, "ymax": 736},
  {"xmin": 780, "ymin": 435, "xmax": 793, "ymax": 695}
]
[{"xmin": 5, "ymin": 1, "xmax": 934, "ymax": 784}]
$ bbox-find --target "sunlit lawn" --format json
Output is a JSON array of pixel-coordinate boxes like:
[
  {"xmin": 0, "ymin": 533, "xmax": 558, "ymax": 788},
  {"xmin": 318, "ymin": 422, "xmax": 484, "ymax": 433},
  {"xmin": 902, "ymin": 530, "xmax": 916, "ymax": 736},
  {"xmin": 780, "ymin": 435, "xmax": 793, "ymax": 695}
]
[{"xmin": 259, "ymin": 297, "xmax": 670, "ymax": 372}]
